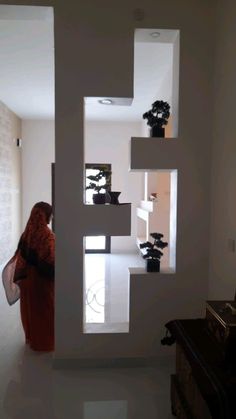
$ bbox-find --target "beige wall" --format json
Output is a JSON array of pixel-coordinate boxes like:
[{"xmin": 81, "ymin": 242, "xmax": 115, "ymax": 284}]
[
  {"xmin": 21, "ymin": 120, "xmax": 55, "ymax": 228},
  {"xmin": 209, "ymin": 0, "xmax": 236, "ymax": 299},
  {"xmin": 0, "ymin": 100, "xmax": 22, "ymax": 264}
]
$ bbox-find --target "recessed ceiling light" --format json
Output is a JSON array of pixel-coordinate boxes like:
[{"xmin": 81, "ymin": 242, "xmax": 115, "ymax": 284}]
[
  {"xmin": 150, "ymin": 31, "xmax": 161, "ymax": 38},
  {"xmin": 99, "ymin": 99, "xmax": 113, "ymax": 105}
]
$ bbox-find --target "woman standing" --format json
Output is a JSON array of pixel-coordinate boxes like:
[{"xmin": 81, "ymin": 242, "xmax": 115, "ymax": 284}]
[{"xmin": 2, "ymin": 202, "xmax": 55, "ymax": 352}]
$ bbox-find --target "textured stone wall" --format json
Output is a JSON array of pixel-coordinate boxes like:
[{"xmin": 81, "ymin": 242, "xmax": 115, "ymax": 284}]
[{"xmin": 0, "ymin": 101, "xmax": 21, "ymax": 265}]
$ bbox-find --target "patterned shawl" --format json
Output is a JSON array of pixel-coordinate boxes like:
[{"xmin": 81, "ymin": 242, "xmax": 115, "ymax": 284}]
[{"xmin": 2, "ymin": 202, "xmax": 55, "ymax": 305}]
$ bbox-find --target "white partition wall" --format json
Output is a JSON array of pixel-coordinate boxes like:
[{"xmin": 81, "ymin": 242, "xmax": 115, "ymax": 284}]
[{"xmin": 52, "ymin": 2, "xmax": 215, "ymax": 364}]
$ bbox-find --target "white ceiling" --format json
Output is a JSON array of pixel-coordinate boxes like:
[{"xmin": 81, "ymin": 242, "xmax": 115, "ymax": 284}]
[
  {"xmin": 0, "ymin": 6, "xmax": 54, "ymax": 119},
  {"xmin": 85, "ymin": 41, "xmax": 174, "ymax": 121},
  {"xmin": 0, "ymin": 7, "xmax": 177, "ymax": 122}
]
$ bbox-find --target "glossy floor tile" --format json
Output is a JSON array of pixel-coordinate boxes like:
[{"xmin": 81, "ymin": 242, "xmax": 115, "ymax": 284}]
[
  {"xmin": 0, "ymin": 263, "xmax": 175, "ymax": 419},
  {"xmin": 1, "ymin": 350, "xmax": 175, "ymax": 418}
]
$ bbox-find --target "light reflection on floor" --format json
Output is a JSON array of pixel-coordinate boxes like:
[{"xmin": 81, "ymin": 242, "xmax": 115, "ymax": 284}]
[
  {"xmin": 0, "ymin": 348, "xmax": 174, "ymax": 419},
  {"xmin": 84, "ymin": 253, "xmax": 145, "ymax": 333},
  {"xmin": 0, "ymin": 264, "xmax": 175, "ymax": 419},
  {"xmin": 84, "ymin": 400, "xmax": 128, "ymax": 419}
]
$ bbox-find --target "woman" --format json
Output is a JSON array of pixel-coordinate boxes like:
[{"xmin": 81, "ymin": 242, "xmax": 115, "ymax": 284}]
[{"xmin": 2, "ymin": 202, "xmax": 55, "ymax": 351}]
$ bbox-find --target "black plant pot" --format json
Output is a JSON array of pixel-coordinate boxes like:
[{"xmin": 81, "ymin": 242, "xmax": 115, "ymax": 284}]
[
  {"xmin": 146, "ymin": 259, "xmax": 160, "ymax": 272},
  {"xmin": 93, "ymin": 193, "xmax": 106, "ymax": 204},
  {"xmin": 108, "ymin": 191, "xmax": 121, "ymax": 205},
  {"xmin": 150, "ymin": 125, "xmax": 165, "ymax": 138}
]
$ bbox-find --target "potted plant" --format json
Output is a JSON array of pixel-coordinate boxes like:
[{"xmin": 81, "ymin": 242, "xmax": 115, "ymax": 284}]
[
  {"xmin": 143, "ymin": 100, "xmax": 170, "ymax": 137},
  {"xmin": 140, "ymin": 232, "xmax": 168, "ymax": 272},
  {"xmin": 86, "ymin": 167, "xmax": 111, "ymax": 204}
]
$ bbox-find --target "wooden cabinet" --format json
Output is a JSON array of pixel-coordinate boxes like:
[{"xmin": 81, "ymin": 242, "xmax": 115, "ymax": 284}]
[
  {"xmin": 166, "ymin": 319, "xmax": 236, "ymax": 418},
  {"xmin": 171, "ymin": 374, "xmax": 194, "ymax": 419},
  {"xmin": 172, "ymin": 344, "xmax": 211, "ymax": 418},
  {"xmin": 206, "ymin": 301, "xmax": 236, "ymax": 365}
]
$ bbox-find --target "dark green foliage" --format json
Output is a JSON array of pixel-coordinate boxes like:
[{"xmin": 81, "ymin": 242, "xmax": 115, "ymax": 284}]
[
  {"xmin": 86, "ymin": 168, "xmax": 111, "ymax": 194},
  {"xmin": 150, "ymin": 232, "xmax": 163, "ymax": 240},
  {"xmin": 140, "ymin": 232, "xmax": 168, "ymax": 260},
  {"xmin": 143, "ymin": 100, "xmax": 170, "ymax": 128}
]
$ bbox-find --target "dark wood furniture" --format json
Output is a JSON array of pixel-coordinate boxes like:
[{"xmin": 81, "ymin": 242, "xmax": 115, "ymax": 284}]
[
  {"xmin": 206, "ymin": 301, "xmax": 236, "ymax": 365},
  {"xmin": 167, "ymin": 317, "xmax": 236, "ymax": 418}
]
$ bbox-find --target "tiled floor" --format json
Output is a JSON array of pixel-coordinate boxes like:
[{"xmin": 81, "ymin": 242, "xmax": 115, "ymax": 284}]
[{"xmin": 0, "ymin": 262, "xmax": 175, "ymax": 419}]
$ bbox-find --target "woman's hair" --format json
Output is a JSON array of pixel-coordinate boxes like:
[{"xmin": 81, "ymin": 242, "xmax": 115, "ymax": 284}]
[{"xmin": 31, "ymin": 202, "xmax": 53, "ymax": 224}]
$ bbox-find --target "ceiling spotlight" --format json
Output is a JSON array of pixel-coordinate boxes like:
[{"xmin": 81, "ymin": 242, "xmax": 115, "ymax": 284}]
[
  {"xmin": 150, "ymin": 31, "xmax": 161, "ymax": 38},
  {"xmin": 99, "ymin": 99, "xmax": 113, "ymax": 105}
]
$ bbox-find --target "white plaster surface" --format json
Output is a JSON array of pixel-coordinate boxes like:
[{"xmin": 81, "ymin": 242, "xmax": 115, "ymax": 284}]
[
  {"xmin": 209, "ymin": 0, "xmax": 236, "ymax": 301},
  {"xmin": 52, "ymin": 0, "xmax": 215, "ymax": 362}
]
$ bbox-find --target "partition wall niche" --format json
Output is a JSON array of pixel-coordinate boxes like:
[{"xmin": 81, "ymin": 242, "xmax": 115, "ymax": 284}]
[
  {"xmin": 131, "ymin": 28, "xmax": 179, "ymax": 275},
  {"xmin": 82, "ymin": 28, "xmax": 179, "ymax": 334},
  {"xmin": 137, "ymin": 170, "xmax": 177, "ymax": 272},
  {"xmin": 85, "ymin": 163, "xmax": 111, "ymax": 253}
]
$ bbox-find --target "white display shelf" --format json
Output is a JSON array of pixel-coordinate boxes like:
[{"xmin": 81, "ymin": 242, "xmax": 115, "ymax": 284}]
[
  {"xmin": 130, "ymin": 137, "xmax": 181, "ymax": 170},
  {"xmin": 129, "ymin": 266, "xmax": 175, "ymax": 275},
  {"xmin": 140, "ymin": 200, "xmax": 158, "ymax": 212},
  {"xmin": 82, "ymin": 203, "xmax": 131, "ymax": 236}
]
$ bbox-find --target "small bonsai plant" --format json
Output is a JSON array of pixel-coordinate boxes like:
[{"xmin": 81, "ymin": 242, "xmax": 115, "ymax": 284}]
[
  {"xmin": 139, "ymin": 232, "xmax": 168, "ymax": 272},
  {"xmin": 143, "ymin": 100, "xmax": 170, "ymax": 137},
  {"xmin": 86, "ymin": 167, "xmax": 111, "ymax": 204}
]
